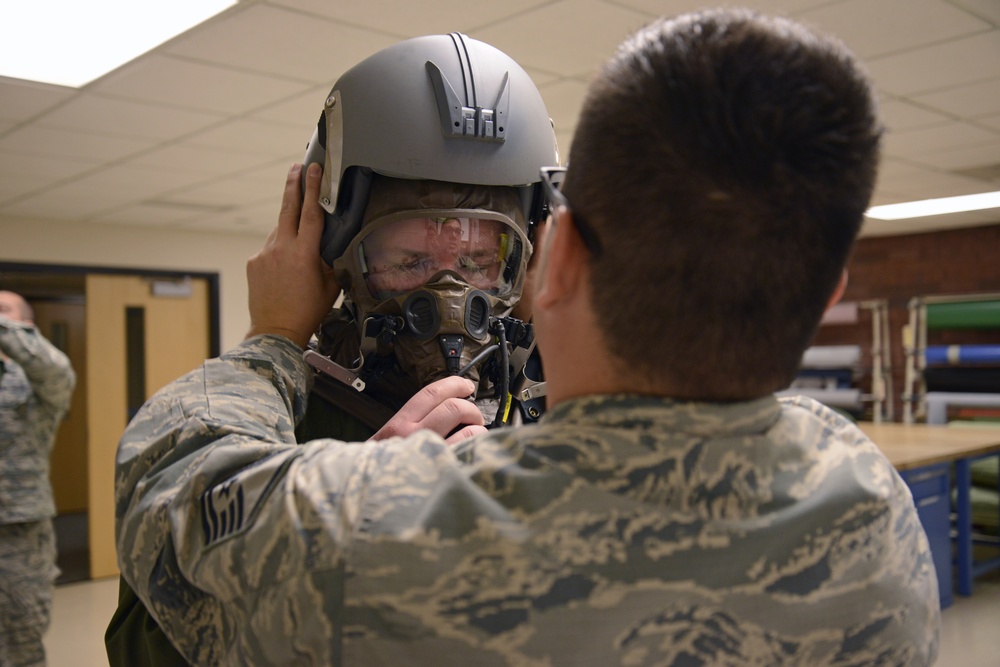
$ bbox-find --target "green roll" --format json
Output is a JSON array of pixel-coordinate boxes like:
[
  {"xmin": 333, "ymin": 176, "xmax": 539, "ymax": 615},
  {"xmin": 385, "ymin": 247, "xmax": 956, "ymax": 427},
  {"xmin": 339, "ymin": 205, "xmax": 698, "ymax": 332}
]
[{"xmin": 926, "ymin": 300, "xmax": 1000, "ymax": 329}]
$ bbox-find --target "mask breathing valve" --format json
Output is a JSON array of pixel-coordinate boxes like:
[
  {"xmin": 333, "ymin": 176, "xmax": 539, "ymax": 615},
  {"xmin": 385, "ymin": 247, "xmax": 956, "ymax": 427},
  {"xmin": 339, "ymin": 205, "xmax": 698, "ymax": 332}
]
[{"xmin": 439, "ymin": 335, "xmax": 465, "ymax": 375}]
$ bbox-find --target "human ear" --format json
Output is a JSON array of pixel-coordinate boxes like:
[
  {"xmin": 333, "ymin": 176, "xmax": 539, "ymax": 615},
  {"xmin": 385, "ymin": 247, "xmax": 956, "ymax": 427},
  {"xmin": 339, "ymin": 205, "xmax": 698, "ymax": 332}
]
[
  {"xmin": 825, "ymin": 270, "xmax": 848, "ymax": 312},
  {"xmin": 533, "ymin": 207, "xmax": 588, "ymax": 310}
]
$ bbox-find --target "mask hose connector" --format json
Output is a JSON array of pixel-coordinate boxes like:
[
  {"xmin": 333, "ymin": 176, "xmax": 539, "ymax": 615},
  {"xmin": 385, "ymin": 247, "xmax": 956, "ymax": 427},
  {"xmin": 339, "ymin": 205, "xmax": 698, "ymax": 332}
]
[{"xmin": 439, "ymin": 335, "xmax": 465, "ymax": 375}]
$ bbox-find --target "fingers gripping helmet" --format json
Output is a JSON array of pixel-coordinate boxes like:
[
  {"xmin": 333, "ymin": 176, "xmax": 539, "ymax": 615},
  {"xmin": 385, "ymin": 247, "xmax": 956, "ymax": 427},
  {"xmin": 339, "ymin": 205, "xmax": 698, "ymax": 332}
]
[{"xmin": 303, "ymin": 33, "xmax": 558, "ymax": 399}]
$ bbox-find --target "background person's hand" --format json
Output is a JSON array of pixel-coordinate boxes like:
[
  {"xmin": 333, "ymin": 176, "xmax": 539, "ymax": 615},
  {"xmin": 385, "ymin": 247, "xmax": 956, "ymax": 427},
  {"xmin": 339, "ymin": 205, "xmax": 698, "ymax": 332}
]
[
  {"xmin": 371, "ymin": 376, "xmax": 488, "ymax": 445},
  {"xmin": 246, "ymin": 163, "xmax": 340, "ymax": 348}
]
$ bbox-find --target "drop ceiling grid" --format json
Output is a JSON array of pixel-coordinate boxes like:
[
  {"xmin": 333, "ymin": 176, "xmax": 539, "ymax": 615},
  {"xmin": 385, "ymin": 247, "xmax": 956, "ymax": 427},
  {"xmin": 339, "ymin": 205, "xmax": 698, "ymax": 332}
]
[{"xmin": 0, "ymin": 0, "xmax": 996, "ymax": 235}]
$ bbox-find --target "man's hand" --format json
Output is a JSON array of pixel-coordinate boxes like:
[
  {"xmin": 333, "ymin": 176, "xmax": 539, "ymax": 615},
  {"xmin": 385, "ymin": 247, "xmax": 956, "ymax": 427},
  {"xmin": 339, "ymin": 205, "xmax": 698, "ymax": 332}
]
[
  {"xmin": 246, "ymin": 163, "xmax": 341, "ymax": 349},
  {"xmin": 371, "ymin": 376, "xmax": 488, "ymax": 445}
]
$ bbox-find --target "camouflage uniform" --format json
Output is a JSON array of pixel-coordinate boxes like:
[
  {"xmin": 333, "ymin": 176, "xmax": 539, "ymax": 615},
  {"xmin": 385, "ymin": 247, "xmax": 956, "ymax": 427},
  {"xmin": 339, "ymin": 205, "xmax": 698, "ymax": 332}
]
[
  {"xmin": 116, "ymin": 335, "xmax": 939, "ymax": 666},
  {"xmin": 0, "ymin": 315, "xmax": 76, "ymax": 667}
]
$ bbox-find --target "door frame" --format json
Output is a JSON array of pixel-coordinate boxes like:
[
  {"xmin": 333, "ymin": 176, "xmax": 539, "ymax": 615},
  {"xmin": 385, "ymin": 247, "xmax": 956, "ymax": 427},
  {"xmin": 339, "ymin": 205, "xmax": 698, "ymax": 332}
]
[
  {"xmin": 1, "ymin": 260, "xmax": 221, "ymax": 580},
  {"xmin": 0, "ymin": 260, "xmax": 220, "ymax": 356}
]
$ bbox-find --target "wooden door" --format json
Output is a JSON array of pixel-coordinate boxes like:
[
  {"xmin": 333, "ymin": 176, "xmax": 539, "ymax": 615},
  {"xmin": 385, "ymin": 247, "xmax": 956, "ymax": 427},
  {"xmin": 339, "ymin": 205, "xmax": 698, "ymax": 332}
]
[
  {"xmin": 85, "ymin": 275, "xmax": 210, "ymax": 579},
  {"xmin": 32, "ymin": 301, "xmax": 88, "ymax": 514}
]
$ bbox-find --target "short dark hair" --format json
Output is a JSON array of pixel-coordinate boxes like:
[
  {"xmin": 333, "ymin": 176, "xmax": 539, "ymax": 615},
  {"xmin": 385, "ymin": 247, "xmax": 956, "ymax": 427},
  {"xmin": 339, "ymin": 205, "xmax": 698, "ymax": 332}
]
[{"xmin": 563, "ymin": 8, "xmax": 881, "ymax": 400}]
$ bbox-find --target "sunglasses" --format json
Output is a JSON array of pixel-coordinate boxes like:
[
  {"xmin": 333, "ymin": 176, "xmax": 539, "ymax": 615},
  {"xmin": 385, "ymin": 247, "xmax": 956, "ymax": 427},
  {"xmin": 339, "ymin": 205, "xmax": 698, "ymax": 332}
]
[{"xmin": 539, "ymin": 167, "xmax": 603, "ymax": 257}]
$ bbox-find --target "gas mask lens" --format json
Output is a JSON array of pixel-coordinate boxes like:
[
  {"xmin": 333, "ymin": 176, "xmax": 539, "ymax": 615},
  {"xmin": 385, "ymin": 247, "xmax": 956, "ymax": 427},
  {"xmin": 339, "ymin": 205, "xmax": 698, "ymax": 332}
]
[{"xmin": 356, "ymin": 212, "xmax": 524, "ymax": 300}]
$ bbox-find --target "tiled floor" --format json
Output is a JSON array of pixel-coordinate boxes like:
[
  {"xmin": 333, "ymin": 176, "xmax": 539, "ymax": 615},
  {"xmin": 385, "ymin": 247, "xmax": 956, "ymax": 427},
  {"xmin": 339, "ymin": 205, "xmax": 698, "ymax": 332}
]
[{"xmin": 43, "ymin": 569, "xmax": 1000, "ymax": 666}]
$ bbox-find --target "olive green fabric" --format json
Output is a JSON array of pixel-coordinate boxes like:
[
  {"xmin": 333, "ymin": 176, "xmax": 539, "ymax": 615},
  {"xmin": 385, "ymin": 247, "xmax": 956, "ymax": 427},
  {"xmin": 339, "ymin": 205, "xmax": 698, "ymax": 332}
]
[{"xmin": 105, "ymin": 578, "xmax": 187, "ymax": 667}]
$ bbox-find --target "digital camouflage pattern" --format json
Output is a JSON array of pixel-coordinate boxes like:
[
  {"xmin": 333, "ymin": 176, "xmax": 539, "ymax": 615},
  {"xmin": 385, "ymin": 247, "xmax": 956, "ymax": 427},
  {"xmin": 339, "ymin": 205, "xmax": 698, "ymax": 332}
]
[
  {"xmin": 0, "ymin": 315, "xmax": 76, "ymax": 524},
  {"xmin": 0, "ymin": 522, "xmax": 58, "ymax": 667},
  {"xmin": 116, "ymin": 335, "xmax": 939, "ymax": 666},
  {"xmin": 1, "ymin": 314, "xmax": 76, "ymax": 667}
]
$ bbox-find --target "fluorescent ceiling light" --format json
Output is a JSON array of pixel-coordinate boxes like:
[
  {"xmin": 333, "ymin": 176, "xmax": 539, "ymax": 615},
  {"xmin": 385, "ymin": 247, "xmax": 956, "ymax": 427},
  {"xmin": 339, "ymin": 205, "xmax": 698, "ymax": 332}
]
[
  {"xmin": 866, "ymin": 191, "xmax": 1000, "ymax": 220},
  {"xmin": 0, "ymin": 0, "xmax": 237, "ymax": 88}
]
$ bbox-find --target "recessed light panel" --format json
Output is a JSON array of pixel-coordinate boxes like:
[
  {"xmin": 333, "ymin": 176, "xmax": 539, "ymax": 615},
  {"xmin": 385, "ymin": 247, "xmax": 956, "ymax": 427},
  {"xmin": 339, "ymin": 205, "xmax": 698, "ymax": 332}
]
[{"xmin": 0, "ymin": 0, "xmax": 237, "ymax": 88}]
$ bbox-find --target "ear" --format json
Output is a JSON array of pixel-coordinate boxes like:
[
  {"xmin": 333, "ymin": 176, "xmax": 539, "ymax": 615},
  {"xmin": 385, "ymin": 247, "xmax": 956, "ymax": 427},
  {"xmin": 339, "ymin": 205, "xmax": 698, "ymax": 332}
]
[
  {"xmin": 825, "ymin": 269, "xmax": 848, "ymax": 312},
  {"xmin": 533, "ymin": 207, "xmax": 589, "ymax": 310}
]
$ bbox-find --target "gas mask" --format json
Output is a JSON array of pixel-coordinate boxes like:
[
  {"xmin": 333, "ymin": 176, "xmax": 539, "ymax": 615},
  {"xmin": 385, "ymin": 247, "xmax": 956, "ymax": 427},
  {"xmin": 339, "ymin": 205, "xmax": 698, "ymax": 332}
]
[{"xmin": 332, "ymin": 177, "xmax": 532, "ymax": 395}]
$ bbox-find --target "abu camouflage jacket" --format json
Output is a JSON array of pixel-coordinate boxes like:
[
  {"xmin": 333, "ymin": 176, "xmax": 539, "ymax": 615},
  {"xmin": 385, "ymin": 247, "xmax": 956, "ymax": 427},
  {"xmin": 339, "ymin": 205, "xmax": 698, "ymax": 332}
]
[
  {"xmin": 115, "ymin": 335, "xmax": 939, "ymax": 666},
  {"xmin": 0, "ymin": 315, "xmax": 75, "ymax": 524}
]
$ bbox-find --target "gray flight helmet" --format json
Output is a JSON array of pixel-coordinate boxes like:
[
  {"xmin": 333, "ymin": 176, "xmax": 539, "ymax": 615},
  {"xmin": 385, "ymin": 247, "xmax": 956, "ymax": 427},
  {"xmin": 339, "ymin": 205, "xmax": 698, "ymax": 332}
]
[{"xmin": 302, "ymin": 32, "xmax": 559, "ymax": 266}]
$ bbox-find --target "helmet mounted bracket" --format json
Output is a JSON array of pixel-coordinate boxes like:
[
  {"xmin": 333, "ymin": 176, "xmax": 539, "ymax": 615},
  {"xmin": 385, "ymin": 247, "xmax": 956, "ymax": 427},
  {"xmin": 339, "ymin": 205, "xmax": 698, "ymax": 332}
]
[{"xmin": 426, "ymin": 38, "xmax": 509, "ymax": 143}]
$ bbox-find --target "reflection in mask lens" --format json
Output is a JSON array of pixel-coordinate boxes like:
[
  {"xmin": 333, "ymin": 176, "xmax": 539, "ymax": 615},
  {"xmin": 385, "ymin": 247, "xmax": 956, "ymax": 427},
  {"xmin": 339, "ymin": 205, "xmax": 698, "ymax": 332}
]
[{"xmin": 359, "ymin": 217, "xmax": 520, "ymax": 299}]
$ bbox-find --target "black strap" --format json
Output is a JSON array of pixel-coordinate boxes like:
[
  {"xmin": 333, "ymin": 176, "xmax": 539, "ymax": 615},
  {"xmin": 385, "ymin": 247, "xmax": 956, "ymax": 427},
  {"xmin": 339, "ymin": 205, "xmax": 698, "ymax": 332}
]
[{"xmin": 309, "ymin": 373, "xmax": 398, "ymax": 432}]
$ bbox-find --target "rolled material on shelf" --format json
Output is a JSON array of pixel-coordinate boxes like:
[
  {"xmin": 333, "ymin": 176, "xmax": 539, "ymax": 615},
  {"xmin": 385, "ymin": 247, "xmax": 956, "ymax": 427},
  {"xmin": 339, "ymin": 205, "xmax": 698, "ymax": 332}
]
[
  {"xmin": 800, "ymin": 345, "xmax": 861, "ymax": 369},
  {"xmin": 819, "ymin": 301, "xmax": 858, "ymax": 325},
  {"xmin": 968, "ymin": 487, "xmax": 999, "ymax": 533},
  {"xmin": 951, "ymin": 408, "xmax": 1000, "ymax": 421},
  {"xmin": 926, "ymin": 300, "xmax": 1000, "ymax": 329},
  {"xmin": 925, "ymin": 391, "xmax": 1000, "ymax": 424},
  {"xmin": 776, "ymin": 387, "xmax": 862, "ymax": 409},
  {"xmin": 972, "ymin": 456, "xmax": 999, "ymax": 489},
  {"xmin": 924, "ymin": 367, "xmax": 1000, "ymax": 394},
  {"xmin": 925, "ymin": 344, "xmax": 1000, "ymax": 365},
  {"xmin": 794, "ymin": 368, "xmax": 855, "ymax": 388}
]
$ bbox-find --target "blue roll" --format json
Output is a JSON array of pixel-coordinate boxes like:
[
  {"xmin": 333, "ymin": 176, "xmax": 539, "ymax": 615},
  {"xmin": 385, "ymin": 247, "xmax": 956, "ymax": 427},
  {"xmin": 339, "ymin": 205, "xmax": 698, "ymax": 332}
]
[
  {"xmin": 795, "ymin": 368, "xmax": 854, "ymax": 387},
  {"xmin": 925, "ymin": 345, "xmax": 1000, "ymax": 366}
]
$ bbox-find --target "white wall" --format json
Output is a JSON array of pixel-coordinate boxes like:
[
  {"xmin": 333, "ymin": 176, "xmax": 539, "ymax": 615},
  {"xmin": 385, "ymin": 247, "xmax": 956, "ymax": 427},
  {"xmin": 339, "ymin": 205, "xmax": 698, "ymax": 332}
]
[{"xmin": 0, "ymin": 215, "xmax": 267, "ymax": 351}]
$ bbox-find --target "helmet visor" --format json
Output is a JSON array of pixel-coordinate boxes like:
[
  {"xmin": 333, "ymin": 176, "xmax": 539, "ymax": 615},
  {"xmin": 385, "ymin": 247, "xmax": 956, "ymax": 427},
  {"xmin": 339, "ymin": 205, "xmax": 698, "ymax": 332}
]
[{"xmin": 355, "ymin": 210, "xmax": 525, "ymax": 300}]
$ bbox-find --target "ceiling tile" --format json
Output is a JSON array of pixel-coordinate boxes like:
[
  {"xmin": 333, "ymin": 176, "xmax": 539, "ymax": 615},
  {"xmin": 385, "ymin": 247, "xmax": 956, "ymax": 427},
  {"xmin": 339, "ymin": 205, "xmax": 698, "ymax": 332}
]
[
  {"xmin": 866, "ymin": 31, "xmax": 1000, "ymax": 96},
  {"xmin": 181, "ymin": 200, "xmax": 278, "ymax": 234},
  {"xmin": 883, "ymin": 121, "xmax": 1000, "ymax": 158},
  {"xmin": 249, "ymin": 85, "xmax": 330, "ymax": 129},
  {"xmin": 0, "ymin": 151, "xmax": 101, "ymax": 181},
  {"xmin": 44, "ymin": 163, "xmax": 213, "ymax": 208},
  {"xmin": 184, "ymin": 118, "xmax": 307, "ymax": 156},
  {"xmin": 903, "ymin": 139, "xmax": 1000, "ymax": 171},
  {"xmin": 0, "ymin": 78, "xmax": 75, "ymax": 123},
  {"xmin": 868, "ymin": 189, "xmax": 908, "ymax": 207},
  {"xmin": 978, "ymin": 113, "xmax": 1000, "ymax": 132},
  {"xmin": 89, "ymin": 203, "xmax": 209, "ymax": 227},
  {"xmin": 89, "ymin": 55, "xmax": 311, "ymax": 115},
  {"xmin": 0, "ymin": 124, "xmax": 153, "ymax": 162},
  {"xmin": 949, "ymin": 0, "xmax": 1000, "ymax": 25},
  {"xmin": 472, "ymin": 0, "xmax": 654, "ymax": 77},
  {"xmin": 268, "ymin": 0, "xmax": 549, "ymax": 37},
  {"xmin": 610, "ymin": 0, "xmax": 833, "ymax": 16},
  {"xmin": 164, "ymin": 164, "xmax": 286, "ymax": 208},
  {"xmin": 538, "ymin": 79, "xmax": 590, "ymax": 138},
  {"xmin": 522, "ymin": 67, "xmax": 561, "ymax": 89},
  {"xmin": 0, "ymin": 172, "xmax": 41, "ymax": 202},
  {"xmin": 126, "ymin": 143, "xmax": 281, "ymax": 175},
  {"xmin": 163, "ymin": 4, "xmax": 397, "ymax": 84},
  {"xmin": 35, "ymin": 94, "xmax": 226, "ymax": 141},
  {"xmin": 878, "ymin": 98, "xmax": 951, "ymax": 131},
  {"xmin": 798, "ymin": 0, "xmax": 989, "ymax": 59},
  {"xmin": 0, "ymin": 190, "xmax": 116, "ymax": 221},
  {"xmin": 911, "ymin": 77, "xmax": 1000, "ymax": 119},
  {"xmin": 874, "ymin": 160, "xmax": 994, "ymax": 198},
  {"xmin": 873, "ymin": 159, "xmax": 932, "ymax": 196}
]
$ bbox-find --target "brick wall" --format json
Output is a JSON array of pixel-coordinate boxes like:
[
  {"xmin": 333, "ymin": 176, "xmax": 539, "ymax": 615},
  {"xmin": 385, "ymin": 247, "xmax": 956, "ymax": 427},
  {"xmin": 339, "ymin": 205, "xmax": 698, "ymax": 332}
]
[{"xmin": 811, "ymin": 222, "xmax": 1000, "ymax": 420}]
